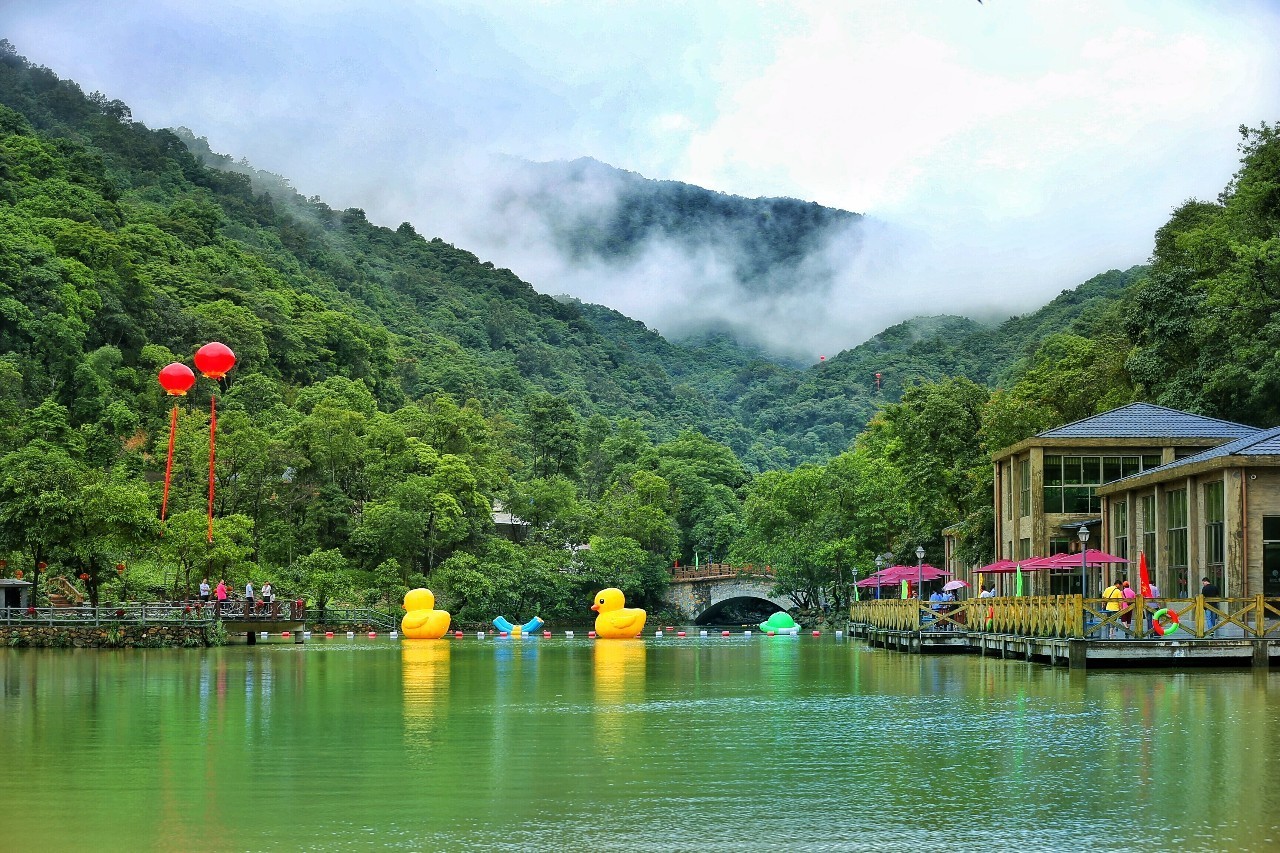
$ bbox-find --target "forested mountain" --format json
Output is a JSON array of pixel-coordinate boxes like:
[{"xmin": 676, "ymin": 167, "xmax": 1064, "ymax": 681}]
[{"xmin": 4, "ymin": 39, "xmax": 1276, "ymax": 624}]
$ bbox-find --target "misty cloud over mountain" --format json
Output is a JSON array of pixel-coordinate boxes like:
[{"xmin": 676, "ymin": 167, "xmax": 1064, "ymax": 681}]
[{"xmin": 407, "ymin": 155, "xmax": 900, "ymax": 361}]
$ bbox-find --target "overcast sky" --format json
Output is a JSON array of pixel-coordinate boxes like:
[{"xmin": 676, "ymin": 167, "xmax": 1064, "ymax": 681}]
[{"xmin": 5, "ymin": 1, "xmax": 1280, "ymax": 356}]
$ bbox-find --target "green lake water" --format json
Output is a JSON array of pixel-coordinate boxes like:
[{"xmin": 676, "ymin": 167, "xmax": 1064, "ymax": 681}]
[{"xmin": 2, "ymin": 634, "xmax": 1278, "ymax": 851}]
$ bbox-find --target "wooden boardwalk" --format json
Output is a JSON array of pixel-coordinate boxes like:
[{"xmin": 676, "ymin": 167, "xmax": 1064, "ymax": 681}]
[{"xmin": 848, "ymin": 595, "xmax": 1280, "ymax": 669}]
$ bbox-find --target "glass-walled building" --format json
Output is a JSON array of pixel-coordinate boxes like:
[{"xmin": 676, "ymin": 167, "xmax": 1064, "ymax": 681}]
[
  {"xmin": 1096, "ymin": 426, "xmax": 1280, "ymax": 600},
  {"xmin": 991, "ymin": 403, "xmax": 1259, "ymax": 594}
]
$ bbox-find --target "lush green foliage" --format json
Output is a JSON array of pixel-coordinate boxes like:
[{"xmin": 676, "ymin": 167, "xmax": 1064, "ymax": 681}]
[{"xmin": 3, "ymin": 40, "xmax": 1277, "ymax": 620}]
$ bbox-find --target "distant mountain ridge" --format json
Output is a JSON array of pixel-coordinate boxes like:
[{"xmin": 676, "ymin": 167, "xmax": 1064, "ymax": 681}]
[
  {"xmin": 503, "ymin": 156, "xmax": 863, "ymax": 295},
  {"xmin": 0, "ymin": 40, "xmax": 1145, "ymax": 469}
]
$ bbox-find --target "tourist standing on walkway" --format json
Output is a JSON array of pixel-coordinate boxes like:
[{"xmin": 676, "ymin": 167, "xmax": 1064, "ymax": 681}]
[
  {"xmin": 215, "ymin": 579, "xmax": 228, "ymax": 614},
  {"xmin": 1103, "ymin": 577, "xmax": 1124, "ymax": 638},
  {"xmin": 1202, "ymin": 577, "xmax": 1221, "ymax": 633},
  {"xmin": 262, "ymin": 581, "xmax": 273, "ymax": 614},
  {"xmin": 199, "ymin": 578, "xmax": 211, "ymax": 603},
  {"xmin": 1120, "ymin": 581, "xmax": 1136, "ymax": 635},
  {"xmin": 245, "ymin": 580, "xmax": 255, "ymax": 610}
]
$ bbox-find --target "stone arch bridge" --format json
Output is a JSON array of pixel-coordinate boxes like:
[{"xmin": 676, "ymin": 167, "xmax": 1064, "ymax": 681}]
[{"xmin": 664, "ymin": 564, "xmax": 792, "ymax": 624}]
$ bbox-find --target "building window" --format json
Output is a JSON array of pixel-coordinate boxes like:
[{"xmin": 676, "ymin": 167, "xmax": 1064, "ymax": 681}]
[
  {"xmin": 1019, "ymin": 538, "xmax": 1031, "ymax": 560},
  {"xmin": 1049, "ymin": 537, "xmax": 1070, "ymax": 555},
  {"xmin": 1112, "ymin": 500, "xmax": 1128, "ymax": 560},
  {"xmin": 1141, "ymin": 493, "xmax": 1157, "ymax": 575},
  {"xmin": 1264, "ymin": 517, "xmax": 1280, "ymax": 597},
  {"xmin": 1044, "ymin": 454, "xmax": 1162, "ymax": 514},
  {"xmin": 1019, "ymin": 459, "xmax": 1030, "ymax": 519},
  {"xmin": 1204, "ymin": 480, "xmax": 1224, "ymax": 568},
  {"xmin": 1167, "ymin": 488, "xmax": 1188, "ymax": 595}
]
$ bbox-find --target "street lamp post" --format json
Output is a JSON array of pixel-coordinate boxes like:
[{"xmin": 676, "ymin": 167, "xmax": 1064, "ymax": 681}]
[
  {"xmin": 1079, "ymin": 526, "xmax": 1090, "ymax": 601},
  {"xmin": 874, "ymin": 555, "xmax": 883, "ymax": 601},
  {"xmin": 916, "ymin": 545, "xmax": 926, "ymax": 602}
]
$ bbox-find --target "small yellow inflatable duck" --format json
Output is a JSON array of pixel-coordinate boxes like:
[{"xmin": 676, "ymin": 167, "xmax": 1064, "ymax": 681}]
[
  {"xmin": 591, "ymin": 587, "xmax": 647, "ymax": 639},
  {"xmin": 401, "ymin": 588, "xmax": 451, "ymax": 639}
]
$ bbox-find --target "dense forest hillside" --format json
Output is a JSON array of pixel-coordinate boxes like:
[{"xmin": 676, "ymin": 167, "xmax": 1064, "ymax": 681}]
[{"xmin": 5, "ymin": 39, "xmax": 1276, "ymax": 625}]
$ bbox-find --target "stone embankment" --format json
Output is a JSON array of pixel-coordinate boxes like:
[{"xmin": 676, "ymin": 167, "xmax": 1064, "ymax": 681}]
[{"xmin": 6, "ymin": 624, "xmax": 215, "ymax": 648}]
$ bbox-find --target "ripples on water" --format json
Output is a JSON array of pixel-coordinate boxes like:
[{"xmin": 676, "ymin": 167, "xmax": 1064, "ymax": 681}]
[{"xmin": 2, "ymin": 636, "xmax": 1278, "ymax": 851}]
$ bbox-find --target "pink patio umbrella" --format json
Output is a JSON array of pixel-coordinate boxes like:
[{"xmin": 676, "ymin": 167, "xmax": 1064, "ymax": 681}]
[
  {"xmin": 982, "ymin": 556, "xmax": 1056, "ymax": 574},
  {"xmin": 854, "ymin": 564, "xmax": 950, "ymax": 587},
  {"xmin": 977, "ymin": 558, "xmax": 1017, "ymax": 574},
  {"xmin": 1044, "ymin": 549, "xmax": 1129, "ymax": 568}
]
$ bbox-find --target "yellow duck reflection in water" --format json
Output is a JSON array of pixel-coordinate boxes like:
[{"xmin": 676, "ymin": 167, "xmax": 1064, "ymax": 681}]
[
  {"xmin": 402, "ymin": 643, "xmax": 450, "ymax": 748},
  {"xmin": 401, "ymin": 588, "xmax": 451, "ymax": 639},
  {"xmin": 593, "ymin": 640, "xmax": 646, "ymax": 750}
]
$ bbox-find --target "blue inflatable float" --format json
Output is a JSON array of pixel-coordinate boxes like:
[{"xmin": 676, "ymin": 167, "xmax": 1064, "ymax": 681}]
[{"xmin": 492, "ymin": 616, "xmax": 544, "ymax": 636}]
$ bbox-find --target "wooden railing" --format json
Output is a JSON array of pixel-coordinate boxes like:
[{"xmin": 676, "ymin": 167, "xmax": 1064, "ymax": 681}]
[
  {"xmin": 669, "ymin": 563, "xmax": 775, "ymax": 582},
  {"xmin": 849, "ymin": 595, "xmax": 1280, "ymax": 640}
]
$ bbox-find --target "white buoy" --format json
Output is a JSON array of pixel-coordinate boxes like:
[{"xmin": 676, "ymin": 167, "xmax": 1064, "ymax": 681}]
[
  {"xmin": 835, "ymin": 630, "xmax": 844, "ymax": 639},
  {"xmin": 744, "ymin": 630, "xmax": 752, "ymax": 636},
  {"xmin": 390, "ymin": 631, "xmax": 398, "ymax": 639},
  {"xmin": 565, "ymin": 630, "xmax": 574, "ymax": 638},
  {"xmin": 700, "ymin": 630, "xmax": 708, "ymax": 637},
  {"xmin": 260, "ymin": 631, "xmax": 268, "ymax": 638},
  {"xmin": 346, "ymin": 631, "xmax": 355, "ymax": 638},
  {"xmin": 477, "ymin": 631, "xmax": 485, "ymax": 639},
  {"xmin": 303, "ymin": 631, "xmax": 311, "ymax": 638},
  {"xmin": 654, "ymin": 630, "xmax": 663, "ymax": 637}
]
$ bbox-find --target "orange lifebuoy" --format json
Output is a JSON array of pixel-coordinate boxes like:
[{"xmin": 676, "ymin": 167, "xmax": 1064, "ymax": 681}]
[{"xmin": 1153, "ymin": 608, "xmax": 1180, "ymax": 636}]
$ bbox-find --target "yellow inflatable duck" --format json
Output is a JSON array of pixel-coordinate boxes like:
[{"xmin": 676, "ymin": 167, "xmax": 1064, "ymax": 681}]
[
  {"xmin": 401, "ymin": 588, "xmax": 451, "ymax": 639},
  {"xmin": 591, "ymin": 587, "xmax": 647, "ymax": 639}
]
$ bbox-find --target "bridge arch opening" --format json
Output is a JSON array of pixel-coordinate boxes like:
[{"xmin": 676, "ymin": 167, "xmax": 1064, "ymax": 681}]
[{"xmin": 694, "ymin": 596, "xmax": 787, "ymax": 626}]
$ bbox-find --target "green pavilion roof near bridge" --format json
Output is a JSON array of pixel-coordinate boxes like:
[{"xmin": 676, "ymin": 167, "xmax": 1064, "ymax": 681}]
[{"xmin": 1036, "ymin": 403, "xmax": 1260, "ymax": 440}]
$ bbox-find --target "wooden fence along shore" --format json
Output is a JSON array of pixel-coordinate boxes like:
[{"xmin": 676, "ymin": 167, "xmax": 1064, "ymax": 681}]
[{"xmin": 847, "ymin": 595, "xmax": 1280, "ymax": 669}]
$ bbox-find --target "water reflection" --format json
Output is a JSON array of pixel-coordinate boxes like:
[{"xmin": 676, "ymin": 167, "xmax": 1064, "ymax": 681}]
[
  {"xmin": 593, "ymin": 640, "xmax": 646, "ymax": 752},
  {"xmin": 402, "ymin": 641, "xmax": 450, "ymax": 750}
]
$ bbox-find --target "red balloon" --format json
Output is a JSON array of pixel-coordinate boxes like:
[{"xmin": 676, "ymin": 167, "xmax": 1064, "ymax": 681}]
[
  {"xmin": 157, "ymin": 362, "xmax": 196, "ymax": 396},
  {"xmin": 194, "ymin": 342, "xmax": 237, "ymax": 379}
]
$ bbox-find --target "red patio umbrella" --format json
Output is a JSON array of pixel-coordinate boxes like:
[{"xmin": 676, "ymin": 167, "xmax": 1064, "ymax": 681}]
[
  {"xmin": 983, "ymin": 556, "xmax": 1055, "ymax": 574},
  {"xmin": 977, "ymin": 558, "xmax": 1017, "ymax": 574}
]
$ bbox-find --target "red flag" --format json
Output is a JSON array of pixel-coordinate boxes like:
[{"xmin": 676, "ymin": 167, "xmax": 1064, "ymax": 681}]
[{"xmin": 1138, "ymin": 552, "xmax": 1151, "ymax": 598}]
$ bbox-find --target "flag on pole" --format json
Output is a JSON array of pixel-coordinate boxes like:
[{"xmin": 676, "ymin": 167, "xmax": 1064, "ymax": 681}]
[
  {"xmin": 1015, "ymin": 563, "xmax": 1024, "ymax": 597},
  {"xmin": 1138, "ymin": 552, "xmax": 1151, "ymax": 598},
  {"xmin": 695, "ymin": 551, "xmax": 699, "ymax": 571},
  {"xmin": 901, "ymin": 579, "xmax": 909, "ymax": 599}
]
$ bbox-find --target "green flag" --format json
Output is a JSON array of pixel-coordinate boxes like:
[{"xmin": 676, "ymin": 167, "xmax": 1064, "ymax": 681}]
[
  {"xmin": 853, "ymin": 578, "xmax": 860, "ymax": 602},
  {"xmin": 1015, "ymin": 563, "xmax": 1024, "ymax": 597},
  {"xmin": 694, "ymin": 551, "xmax": 699, "ymax": 571},
  {"xmin": 901, "ymin": 579, "xmax": 909, "ymax": 599}
]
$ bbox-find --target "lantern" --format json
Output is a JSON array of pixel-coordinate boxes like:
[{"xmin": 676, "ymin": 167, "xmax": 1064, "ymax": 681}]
[
  {"xmin": 194, "ymin": 342, "xmax": 237, "ymax": 380},
  {"xmin": 79, "ymin": 573, "xmax": 90, "ymax": 581},
  {"xmin": 157, "ymin": 362, "xmax": 196, "ymax": 396},
  {"xmin": 38, "ymin": 562, "xmax": 46, "ymax": 570},
  {"xmin": 116, "ymin": 563, "xmax": 126, "ymax": 574},
  {"xmin": 14, "ymin": 569, "xmax": 22, "ymax": 579},
  {"xmin": 0, "ymin": 559, "xmax": 6, "ymax": 569}
]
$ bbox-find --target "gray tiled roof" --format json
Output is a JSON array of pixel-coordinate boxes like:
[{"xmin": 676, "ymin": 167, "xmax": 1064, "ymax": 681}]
[
  {"xmin": 1106, "ymin": 424, "xmax": 1280, "ymax": 485},
  {"xmin": 1038, "ymin": 403, "xmax": 1260, "ymax": 440}
]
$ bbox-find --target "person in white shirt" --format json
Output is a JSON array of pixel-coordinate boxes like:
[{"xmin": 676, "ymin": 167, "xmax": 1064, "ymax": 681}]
[
  {"xmin": 262, "ymin": 582, "xmax": 273, "ymax": 606},
  {"xmin": 245, "ymin": 580, "xmax": 255, "ymax": 608},
  {"xmin": 199, "ymin": 578, "xmax": 211, "ymax": 602}
]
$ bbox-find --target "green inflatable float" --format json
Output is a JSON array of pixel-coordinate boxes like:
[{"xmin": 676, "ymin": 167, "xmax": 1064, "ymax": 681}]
[{"xmin": 759, "ymin": 612, "xmax": 799, "ymax": 634}]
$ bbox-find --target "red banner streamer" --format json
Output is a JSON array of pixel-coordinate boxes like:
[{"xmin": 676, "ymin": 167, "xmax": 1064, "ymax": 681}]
[
  {"xmin": 161, "ymin": 404, "xmax": 179, "ymax": 521},
  {"xmin": 207, "ymin": 394, "xmax": 217, "ymax": 543}
]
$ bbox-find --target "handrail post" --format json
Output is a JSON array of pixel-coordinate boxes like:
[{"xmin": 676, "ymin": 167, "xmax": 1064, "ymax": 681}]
[
  {"xmin": 1195, "ymin": 595, "xmax": 1204, "ymax": 638},
  {"xmin": 1256, "ymin": 594, "xmax": 1265, "ymax": 638}
]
